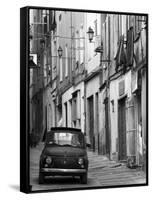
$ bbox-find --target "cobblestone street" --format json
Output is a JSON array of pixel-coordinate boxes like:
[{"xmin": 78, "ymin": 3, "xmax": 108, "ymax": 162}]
[{"xmin": 30, "ymin": 143, "xmax": 146, "ymax": 191}]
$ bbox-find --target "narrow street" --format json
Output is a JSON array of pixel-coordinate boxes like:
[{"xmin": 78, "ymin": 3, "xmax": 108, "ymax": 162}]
[{"xmin": 30, "ymin": 143, "xmax": 146, "ymax": 191}]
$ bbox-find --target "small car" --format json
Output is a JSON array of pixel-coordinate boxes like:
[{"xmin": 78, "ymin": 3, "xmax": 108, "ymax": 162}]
[{"xmin": 39, "ymin": 127, "xmax": 88, "ymax": 184}]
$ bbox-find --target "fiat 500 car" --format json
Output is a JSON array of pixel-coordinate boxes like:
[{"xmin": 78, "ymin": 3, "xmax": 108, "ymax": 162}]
[{"xmin": 39, "ymin": 127, "xmax": 88, "ymax": 184}]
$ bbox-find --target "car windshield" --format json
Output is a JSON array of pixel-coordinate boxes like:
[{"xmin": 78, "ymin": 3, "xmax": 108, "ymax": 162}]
[{"xmin": 46, "ymin": 132, "xmax": 84, "ymax": 148}]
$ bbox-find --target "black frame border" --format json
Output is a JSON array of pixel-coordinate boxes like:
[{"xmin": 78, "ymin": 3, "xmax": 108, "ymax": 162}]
[{"xmin": 20, "ymin": 6, "xmax": 148, "ymax": 194}]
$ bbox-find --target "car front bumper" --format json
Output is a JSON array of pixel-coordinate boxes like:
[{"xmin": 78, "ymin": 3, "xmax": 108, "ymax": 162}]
[{"xmin": 40, "ymin": 168, "xmax": 87, "ymax": 176}]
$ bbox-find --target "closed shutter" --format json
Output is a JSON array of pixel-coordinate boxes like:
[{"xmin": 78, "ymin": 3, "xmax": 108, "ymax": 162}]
[
  {"xmin": 79, "ymin": 26, "xmax": 84, "ymax": 65},
  {"xmin": 77, "ymin": 91, "xmax": 81, "ymax": 119},
  {"xmin": 105, "ymin": 17, "xmax": 108, "ymax": 59},
  {"xmin": 65, "ymin": 45, "xmax": 68, "ymax": 77},
  {"xmin": 59, "ymin": 58, "xmax": 63, "ymax": 81},
  {"xmin": 44, "ymin": 15, "xmax": 47, "ymax": 34},
  {"xmin": 72, "ymin": 97, "xmax": 77, "ymax": 122},
  {"xmin": 102, "ymin": 22, "xmax": 106, "ymax": 60},
  {"xmin": 126, "ymin": 97, "xmax": 136, "ymax": 157}
]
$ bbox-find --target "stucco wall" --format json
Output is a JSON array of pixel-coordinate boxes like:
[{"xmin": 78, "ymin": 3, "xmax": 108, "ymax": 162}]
[{"xmin": 62, "ymin": 82, "xmax": 85, "ymax": 132}]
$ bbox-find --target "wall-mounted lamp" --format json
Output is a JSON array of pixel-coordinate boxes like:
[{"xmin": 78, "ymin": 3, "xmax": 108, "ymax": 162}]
[
  {"xmin": 58, "ymin": 46, "xmax": 63, "ymax": 58},
  {"xmin": 111, "ymin": 100, "xmax": 114, "ymax": 112},
  {"xmin": 95, "ymin": 41, "xmax": 103, "ymax": 54},
  {"xmin": 95, "ymin": 41, "xmax": 111, "ymax": 67},
  {"xmin": 87, "ymin": 26, "xmax": 94, "ymax": 43}
]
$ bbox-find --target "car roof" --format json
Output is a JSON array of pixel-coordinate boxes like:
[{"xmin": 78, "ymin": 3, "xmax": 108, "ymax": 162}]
[
  {"xmin": 50, "ymin": 127, "xmax": 81, "ymax": 131},
  {"xmin": 49, "ymin": 127, "xmax": 82, "ymax": 133}
]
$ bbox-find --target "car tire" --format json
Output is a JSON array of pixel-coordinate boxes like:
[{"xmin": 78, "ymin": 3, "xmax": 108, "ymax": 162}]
[
  {"xmin": 80, "ymin": 173, "xmax": 87, "ymax": 184},
  {"xmin": 39, "ymin": 172, "xmax": 44, "ymax": 184}
]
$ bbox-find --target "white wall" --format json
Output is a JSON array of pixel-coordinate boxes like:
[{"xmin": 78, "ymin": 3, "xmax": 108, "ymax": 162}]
[
  {"xmin": 62, "ymin": 82, "xmax": 85, "ymax": 132},
  {"xmin": 86, "ymin": 75, "xmax": 99, "ymax": 98},
  {"xmin": 85, "ymin": 13, "xmax": 101, "ymax": 74}
]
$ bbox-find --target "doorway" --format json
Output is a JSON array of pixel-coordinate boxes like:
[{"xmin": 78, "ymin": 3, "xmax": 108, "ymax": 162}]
[
  {"xmin": 88, "ymin": 96, "xmax": 94, "ymax": 149},
  {"xmin": 118, "ymin": 97, "xmax": 127, "ymax": 161},
  {"xmin": 64, "ymin": 102, "xmax": 68, "ymax": 127},
  {"xmin": 104, "ymin": 97, "xmax": 110, "ymax": 157}
]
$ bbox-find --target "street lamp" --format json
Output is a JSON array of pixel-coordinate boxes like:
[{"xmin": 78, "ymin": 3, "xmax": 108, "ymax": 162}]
[
  {"xmin": 87, "ymin": 26, "xmax": 94, "ymax": 43},
  {"xmin": 58, "ymin": 46, "xmax": 63, "ymax": 57},
  {"xmin": 95, "ymin": 41, "xmax": 103, "ymax": 55}
]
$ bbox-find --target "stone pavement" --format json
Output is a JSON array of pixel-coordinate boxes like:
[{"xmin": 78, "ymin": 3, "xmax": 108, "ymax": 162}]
[{"xmin": 30, "ymin": 142, "xmax": 146, "ymax": 191}]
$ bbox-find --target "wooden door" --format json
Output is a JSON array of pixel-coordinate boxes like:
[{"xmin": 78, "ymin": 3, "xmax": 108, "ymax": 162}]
[
  {"xmin": 64, "ymin": 102, "xmax": 68, "ymax": 127},
  {"xmin": 118, "ymin": 98, "xmax": 127, "ymax": 160},
  {"xmin": 105, "ymin": 98, "xmax": 110, "ymax": 156},
  {"xmin": 88, "ymin": 96, "xmax": 94, "ymax": 148}
]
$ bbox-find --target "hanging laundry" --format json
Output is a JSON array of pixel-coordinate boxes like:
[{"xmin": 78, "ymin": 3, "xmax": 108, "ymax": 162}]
[
  {"xmin": 126, "ymin": 27, "xmax": 134, "ymax": 66},
  {"xmin": 115, "ymin": 35, "xmax": 127, "ymax": 72}
]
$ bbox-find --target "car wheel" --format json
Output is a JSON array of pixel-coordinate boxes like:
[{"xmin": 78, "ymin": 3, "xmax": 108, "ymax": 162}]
[
  {"xmin": 39, "ymin": 172, "xmax": 44, "ymax": 184},
  {"xmin": 80, "ymin": 173, "xmax": 87, "ymax": 184}
]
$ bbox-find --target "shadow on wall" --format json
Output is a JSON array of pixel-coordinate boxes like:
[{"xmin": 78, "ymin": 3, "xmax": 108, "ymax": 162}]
[{"xmin": 9, "ymin": 184, "xmax": 20, "ymax": 191}]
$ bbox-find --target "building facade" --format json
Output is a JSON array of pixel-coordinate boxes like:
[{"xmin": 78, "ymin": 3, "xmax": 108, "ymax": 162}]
[{"xmin": 97, "ymin": 14, "xmax": 147, "ymax": 169}]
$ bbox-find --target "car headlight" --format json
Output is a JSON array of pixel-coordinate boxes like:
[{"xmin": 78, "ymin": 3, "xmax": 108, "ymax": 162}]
[
  {"xmin": 78, "ymin": 158, "xmax": 84, "ymax": 165},
  {"xmin": 45, "ymin": 156, "xmax": 52, "ymax": 164}
]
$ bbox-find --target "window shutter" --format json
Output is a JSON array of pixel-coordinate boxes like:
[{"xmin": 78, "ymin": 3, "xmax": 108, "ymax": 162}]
[
  {"xmin": 77, "ymin": 91, "xmax": 81, "ymax": 119},
  {"xmin": 79, "ymin": 26, "xmax": 84, "ymax": 64},
  {"xmin": 44, "ymin": 15, "xmax": 47, "ymax": 34},
  {"xmin": 126, "ymin": 97, "xmax": 136, "ymax": 156},
  {"xmin": 65, "ymin": 45, "xmax": 68, "ymax": 77},
  {"xmin": 72, "ymin": 97, "xmax": 77, "ymax": 121},
  {"xmin": 59, "ymin": 58, "xmax": 63, "ymax": 81}
]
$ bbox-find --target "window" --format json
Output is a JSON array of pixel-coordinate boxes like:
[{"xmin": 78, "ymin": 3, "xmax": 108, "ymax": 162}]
[
  {"xmin": 105, "ymin": 16, "xmax": 109, "ymax": 59},
  {"xmin": 43, "ymin": 55, "xmax": 47, "ymax": 77},
  {"xmin": 134, "ymin": 15, "xmax": 144, "ymax": 35},
  {"xmin": 46, "ymin": 132, "xmax": 84, "ymax": 148},
  {"xmin": 52, "ymin": 41, "xmax": 57, "ymax": 79},
  {"xmin": 94, "ymin": 19, "xmax": 98, "ymax": 36},
  {"xmin": 95, "ymin": 93, "xmax": 99, "ymax": 132},
  {"xmin": 65, "ymin": 44, "xmax": 68, "ymax": 77},
  {"xmin": 122, "ymin": 15, "xmax": 127, "ymax": 37},
  {"xmin": 75, "ymin": 31, "xmax": 80, "ymax": 63},
  {"xmin": 72, "ymin": 90, "xmax": 81, "ymax": 123},
  {"xmin": 72, "ymin": 97, "xmax": 77, "ymax": 122},
  {"xmin": 59, "ymin": 14, "xmax": 62, "ymax": 21},
  {"xmin": 77, "ymin": 90, "xmax": 81, "ymax": 119},
  {"xmin": 42, "ymin": 10, "xmax": 47, "ymax": 34},
  {"xmin": 64, "ymin": 102, "xmax": 68, "ymax": 127},
  {"xmin": 102, "ymin": 22, "xmax": 106, "ymax": 60},
  {"xmin": 79, "ymin": 25, "xmax": 84, "ymax": 64},
  {"xmin": 59, "ymin": 57, "xmax": 63, "ymax": 82}
]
